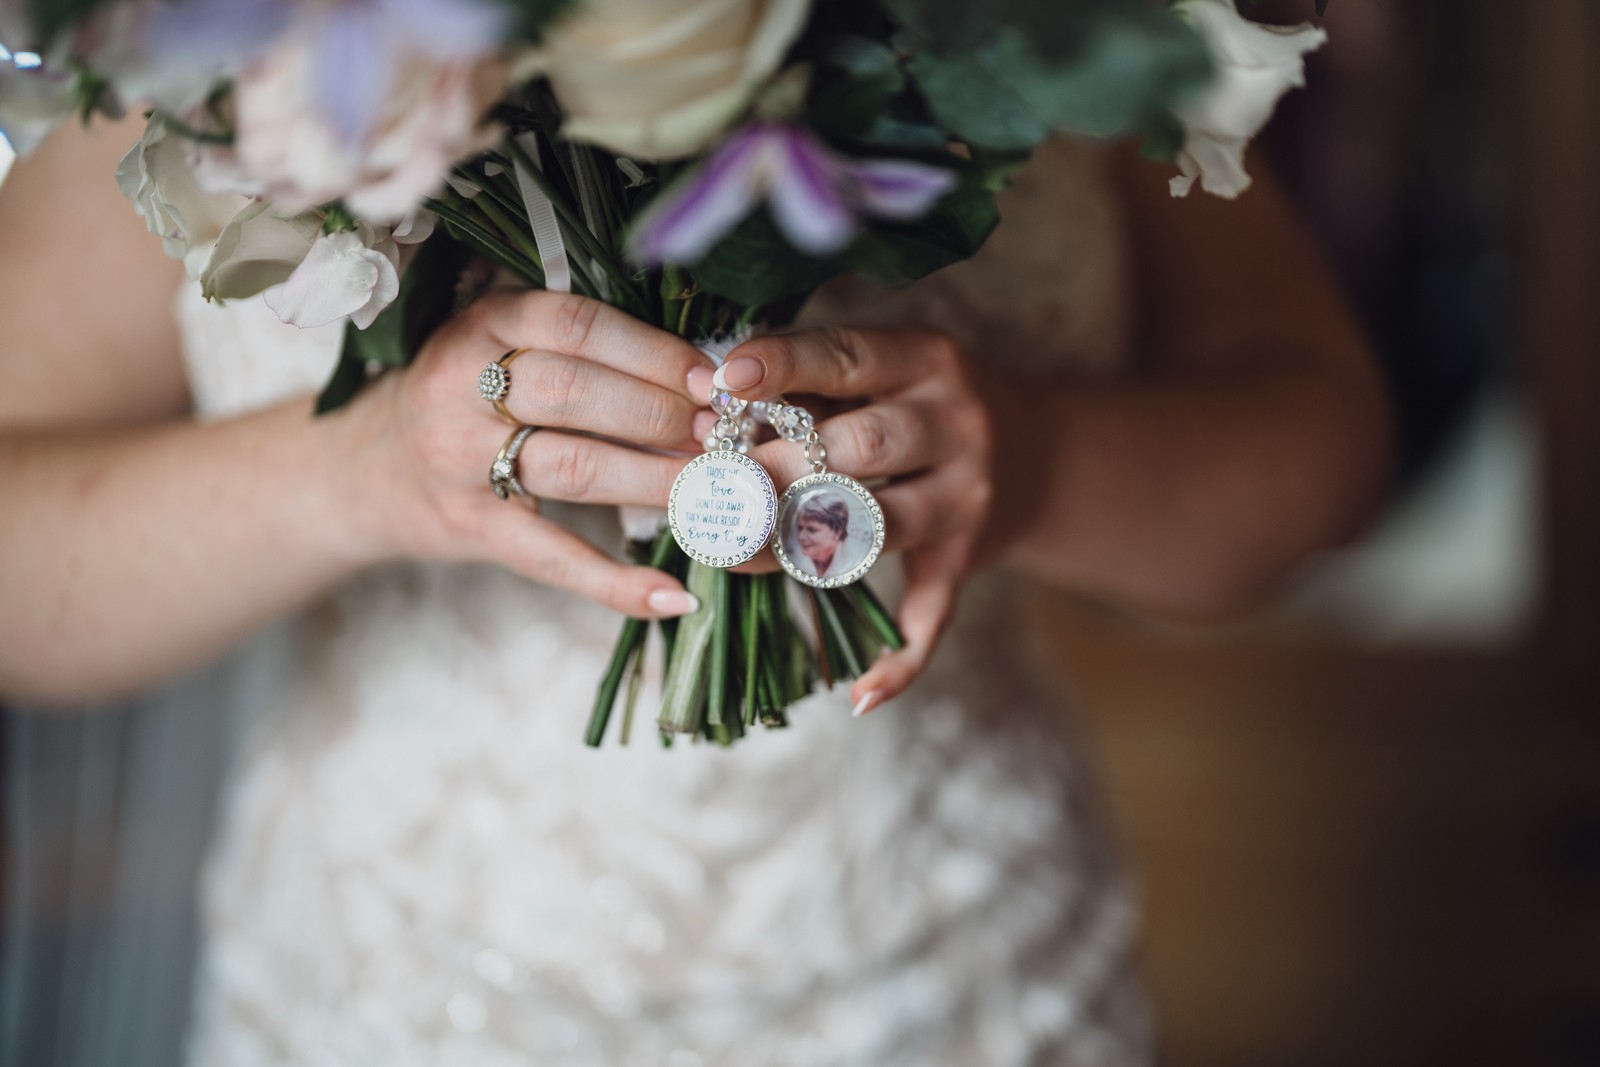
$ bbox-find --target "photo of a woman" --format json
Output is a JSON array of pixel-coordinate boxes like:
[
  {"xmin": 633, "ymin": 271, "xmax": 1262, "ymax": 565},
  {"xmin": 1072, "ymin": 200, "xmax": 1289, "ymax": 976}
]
[
  {"xmin": 777, "ymin": 482, "xmax": 880, "ymax": 585},
  {"xmin": 796, "ymin": 494, "xmax": 850, "ymax": 577}
]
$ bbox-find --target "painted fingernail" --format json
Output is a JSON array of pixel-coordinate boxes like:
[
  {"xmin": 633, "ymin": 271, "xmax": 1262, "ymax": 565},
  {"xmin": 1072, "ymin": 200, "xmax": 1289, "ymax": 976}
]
[
  {"xmin": 647, "ymin": 589, "xmax": 700, "ymax": 617},
  {"xmin": 712, "ymin": 356, "xmax": 764, "ymax": 392},
  {"xmin": 686, "ymin": 365, "xmax": 715, "ymax": 398},
  {"xmin": 851, "ymin": 690, "xmax": 883, "ymax": 718}
]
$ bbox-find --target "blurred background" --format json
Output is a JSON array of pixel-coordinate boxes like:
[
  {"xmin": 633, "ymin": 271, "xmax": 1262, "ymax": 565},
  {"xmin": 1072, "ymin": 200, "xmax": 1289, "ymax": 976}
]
[
  {"xmin": 3, "ymin": 1, "xmax": 1597, "ymax": 1065},
  {"xmin": 1029, "ymin": 2, "xmax": 1600, "ymax": 1064}
]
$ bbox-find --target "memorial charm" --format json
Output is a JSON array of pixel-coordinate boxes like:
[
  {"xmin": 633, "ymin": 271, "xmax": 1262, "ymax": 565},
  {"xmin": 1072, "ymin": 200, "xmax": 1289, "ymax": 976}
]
[
  {"xmin": 767, "ymin": 403, "xmax": 886, "ymax": 588},
  {"xmin": 667, "ymin": 388, "xmax": 777, "ymax": 568}
]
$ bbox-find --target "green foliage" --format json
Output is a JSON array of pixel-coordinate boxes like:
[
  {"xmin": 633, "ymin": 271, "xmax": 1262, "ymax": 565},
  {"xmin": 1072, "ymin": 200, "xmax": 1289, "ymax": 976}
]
[
  {"xmin": 880, "ymin": 0, "xmax": 1100, "ymax": 61},
  {"xmin": 499, "ymin": 0, "xmax": 578, "ymax": 36},
  {"xmin": 689, "ymin": 171, "xmax": 997, "ymax": 306},
  {"xmin": 807, "ymin": 37, "xmax": 905, "ymax": 140},
  {"xmin": 689, "ymin": 211, "xmax": 843, "ymax": 307},
  {"xmin": 846, "ymin": 176, "xmax": 998, "ymax": 288},
  {"xmin": 1138, "ymin": 111, "xmax": 1186, "ymax": 163},
  {"xmin": 27, "ymin": 0, "xmax": 107, "ymax": 45},
  {"xmin": 887, "ymin": 0, "xmax": 1213, "ymax": 151}
]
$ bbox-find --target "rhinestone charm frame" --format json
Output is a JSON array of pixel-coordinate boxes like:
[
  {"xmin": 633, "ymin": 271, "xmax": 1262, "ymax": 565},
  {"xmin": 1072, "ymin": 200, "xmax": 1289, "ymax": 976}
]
[
  {"xmin": 667, "ymin": 450, "xmax": 778, "ymax": 568},
  {"xmin": 770, "ymin": 471, "xmax": 886, "ymax": 588}
]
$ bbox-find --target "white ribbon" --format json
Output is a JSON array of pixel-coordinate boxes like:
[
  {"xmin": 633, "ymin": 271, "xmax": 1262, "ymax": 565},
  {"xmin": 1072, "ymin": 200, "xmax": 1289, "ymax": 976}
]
[{"xmin": 512, "ymin": 132, "xmax": 571, "ymax": 294}]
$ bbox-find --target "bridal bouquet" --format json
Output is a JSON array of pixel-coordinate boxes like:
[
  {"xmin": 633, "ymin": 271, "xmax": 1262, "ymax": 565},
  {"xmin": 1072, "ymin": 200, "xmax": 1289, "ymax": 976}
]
[{"xmin": 1, "ymin": 0, "xmax": 1327, "ymax": 745}]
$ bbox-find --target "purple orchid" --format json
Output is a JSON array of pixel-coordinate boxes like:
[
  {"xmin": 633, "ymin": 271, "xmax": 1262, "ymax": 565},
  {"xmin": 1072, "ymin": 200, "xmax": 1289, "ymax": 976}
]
[{"xmin": 628, "ymin": 122, "xmax": 958, "ymax": 265}]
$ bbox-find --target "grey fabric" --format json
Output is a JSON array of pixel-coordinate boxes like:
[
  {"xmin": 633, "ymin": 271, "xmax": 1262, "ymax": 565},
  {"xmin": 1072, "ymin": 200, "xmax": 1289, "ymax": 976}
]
[{"xmin": 0, "ymin": 631, "xmax": 285, "ymax": 1067}]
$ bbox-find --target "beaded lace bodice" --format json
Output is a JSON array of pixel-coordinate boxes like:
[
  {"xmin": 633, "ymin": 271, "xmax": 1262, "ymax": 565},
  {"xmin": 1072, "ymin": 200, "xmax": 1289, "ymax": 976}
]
[{"xmin": 180, "ymin": 137, "xmax": 1151, "ymax": 1067}]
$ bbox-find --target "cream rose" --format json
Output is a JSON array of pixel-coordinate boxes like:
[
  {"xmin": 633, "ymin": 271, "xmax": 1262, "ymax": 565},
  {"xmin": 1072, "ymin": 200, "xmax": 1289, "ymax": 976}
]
[
  {"xmin": 540, "ymin": 0, "xmax": 810, "ymax": 161},
  {"xmin": 220, "ymin": 26, "xmax": 506, "ymax": 221},
  {"xmin": 1169, "ymin": 0, "xmax": 1326, "ymax": 198},
  {"xmin": 116, "ymin": 116, "xmax": 255, "ymax": 279}
]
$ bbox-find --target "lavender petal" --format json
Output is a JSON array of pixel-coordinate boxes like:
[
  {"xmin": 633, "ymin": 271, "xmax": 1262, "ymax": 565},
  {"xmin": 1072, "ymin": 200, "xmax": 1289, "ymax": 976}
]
[
  {"xmin": 628, "ymin": 126, "xmax": 768, "ymax": 264},
  {"xmin": 314, "ymin": 5, "xmax": 392, "ymax": 144},
  {"xmin": 767, "ymin": 126, "xmax": 855, "ymax": 256},
  {"xmin": 381, "ymin": 0, "xmax": 507, "ymax": 58},
  {"xmin": 848, "ymin": 158, "xmax": 957, "ymax": 219}
]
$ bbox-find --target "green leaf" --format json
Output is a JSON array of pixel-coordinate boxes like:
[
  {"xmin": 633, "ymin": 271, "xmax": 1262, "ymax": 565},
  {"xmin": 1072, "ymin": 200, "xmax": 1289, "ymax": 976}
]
[
  {"xmin": 1138, "ymin": 111, "xmax": 1186, "ymax": 164},
  {"xmin": 28, "ymin": 0, "xmax": 107, "ymax": 44},
  {"xmin": 498, "ymin": 0, "xmax": 578, "ymax": 36},
  {"xmin": 690, "ymin": 210, "xmax": 847, "ymax": 307},
  {"xmin": 881, "ymin": 0, "xmax": 1102, "ymax": 60},
  {"xmin": 844, "ymin": 178, "xmax": 999, "ymax": 287},
  {"xmin": 906, "ymin": 12, "xmax": 1212, "ymax": 150},
  {"xmin": 314, "ymin": 344, "xmax": 368, "ymax": 416},
  {"xmin": 807, "ymin": 37, "xmax": 906, "ymax": 140},
  {"xmin": 905, "ymin": 43, "xmax": 1051, "ymax": 152},
  {"xmin": 690, "ymin": 164, "xmax": 996, "ymax": 305}
]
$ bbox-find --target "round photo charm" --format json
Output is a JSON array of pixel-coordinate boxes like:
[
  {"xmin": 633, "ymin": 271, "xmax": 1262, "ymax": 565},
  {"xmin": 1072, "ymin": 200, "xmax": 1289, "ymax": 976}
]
[
  {"xmin": 772, "ymin": 473, "xmax": 886, "ymax": 588},
  {"xmin": 668, "ymin": 450, "xmax": 778, "ymax": 568}
]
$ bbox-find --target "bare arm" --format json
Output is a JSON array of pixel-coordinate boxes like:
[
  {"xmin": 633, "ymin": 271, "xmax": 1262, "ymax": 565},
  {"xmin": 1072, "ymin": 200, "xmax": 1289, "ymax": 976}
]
[
  {"xmin": 1002, "ymin": 148, "xmax": 1393, "ymax": 615},
  {"xmin": 0, "ymin": 119, "xmax": 708, "ymax": 706},
  {"xmin": 0, "ymin": 118, "xmax": 400, "ymax": 702},
  {"xmin": 716, "ymin": 146, "xmax": 1393, "ymax": 709}
]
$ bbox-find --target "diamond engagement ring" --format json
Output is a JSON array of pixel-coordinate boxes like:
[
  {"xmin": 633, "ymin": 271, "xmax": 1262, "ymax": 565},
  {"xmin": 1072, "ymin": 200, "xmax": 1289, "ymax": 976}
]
[
  {"xmin": 479, "ymin": 348, "xmax": 532, "ymax": 426},
  {"xmin": 490, "ymin": 424, "xmax": 539, "ymax": 501}
]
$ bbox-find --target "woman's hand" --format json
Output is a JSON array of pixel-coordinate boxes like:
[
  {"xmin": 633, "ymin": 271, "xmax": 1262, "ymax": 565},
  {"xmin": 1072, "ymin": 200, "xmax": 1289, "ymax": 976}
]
[
  {"xmin": 700, "ymin": 327, "xmax": 1017, "ymax": 716},
  {"xmin": 358, "ymin": 288, "xmax": 714, "ymax": 619}
]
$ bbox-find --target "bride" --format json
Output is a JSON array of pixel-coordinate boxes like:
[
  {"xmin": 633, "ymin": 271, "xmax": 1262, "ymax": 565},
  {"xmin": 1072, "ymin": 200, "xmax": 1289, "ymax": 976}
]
[{"xmin": 0, "ymin": 105, "xmax": 1387, "ymax": 1065}]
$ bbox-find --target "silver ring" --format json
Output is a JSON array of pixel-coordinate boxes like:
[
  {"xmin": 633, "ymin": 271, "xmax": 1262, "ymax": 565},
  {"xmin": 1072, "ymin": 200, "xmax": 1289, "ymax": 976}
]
[{"xmin": 490, "ymin": 425, "xmax": 538, "ymax": 500}]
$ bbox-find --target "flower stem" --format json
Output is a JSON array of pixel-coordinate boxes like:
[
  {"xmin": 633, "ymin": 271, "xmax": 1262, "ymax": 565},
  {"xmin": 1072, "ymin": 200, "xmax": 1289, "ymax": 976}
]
[
  {"xmin": 506, "ymin": 140, "xmax": 634, "ymax": 293},
  {"xmin": 838, "ymin": 582, "xmax": 906, "ymax": 651},
  {"xmin": 706, "ymin": 567, "xmax": 732, "ymax": 727},
  {"xmin": 804, "ymin": 586, "xmax": 836, "ymax": 688},
  {"xmin": 425, "ymin": 197, "xmax": 543, "ymax": 286},
  {"xmin": 813, "ymin": 586, "xmax": 864, "ymax": 680},
  {"xmin": 742, "ymin": 576, "xmax": 762, "ymax": 727},
  {"xmin": 619, "ymin": 631, "xmax": 646, "ymax": 746},
  {"xmin": 586, "ymin": 533, "xmax": 677, "ymax": 746},
  {"xmin": 657, "ymin": 561, "xmax": 720, "ymax": 734}
]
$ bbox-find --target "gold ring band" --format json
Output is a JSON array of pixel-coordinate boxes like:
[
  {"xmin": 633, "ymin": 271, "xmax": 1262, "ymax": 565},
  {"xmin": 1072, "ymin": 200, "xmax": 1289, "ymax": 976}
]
[{"xmin": 477, "ymin": 348, "xmax": 533, "ymax": 426}]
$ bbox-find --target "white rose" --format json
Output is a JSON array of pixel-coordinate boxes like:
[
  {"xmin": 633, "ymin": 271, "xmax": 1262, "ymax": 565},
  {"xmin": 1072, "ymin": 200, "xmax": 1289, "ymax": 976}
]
[
  {"xmin": 1169, "ymin": 0, "xmax": 1326, "ymax": 198},
  {"xmin": 224, "ymin": 27, "xmax": 505, "ymax": 221},
  {"xmin": 200, "ymin": 203, "xmax": 432, "ymax": 330},
  {"xmin": 115, "ymin": 116, "xmax": 255, "ymax": 279},
  {"xmin": 540, "ymin": 0, "xmax": 810, "ymax": 161}
]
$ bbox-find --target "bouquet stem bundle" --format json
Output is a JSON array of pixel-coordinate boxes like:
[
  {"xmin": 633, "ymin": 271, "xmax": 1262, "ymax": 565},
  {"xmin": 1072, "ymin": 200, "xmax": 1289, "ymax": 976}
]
[{"xmin": 424, "ymin": 99, "xmax": 904, "ymax": 746}]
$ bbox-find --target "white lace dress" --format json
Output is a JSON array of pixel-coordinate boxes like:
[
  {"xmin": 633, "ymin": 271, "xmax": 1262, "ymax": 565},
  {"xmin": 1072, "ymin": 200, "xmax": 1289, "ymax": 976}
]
[{"xmin": 180, "ymin": 138, "xmax": 1151, "ymax": 1067}]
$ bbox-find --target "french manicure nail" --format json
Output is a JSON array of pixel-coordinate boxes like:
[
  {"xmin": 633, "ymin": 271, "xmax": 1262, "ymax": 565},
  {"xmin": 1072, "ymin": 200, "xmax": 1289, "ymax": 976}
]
[
  {"xmin": 647, "ymin": 589, "xmax": 700, "ymax": 617},
  {"xmin": 686, "ymin": 366, "xmax": 715, "ymax": 398},
  {"xmin": 851, "ymin": 690, "xmax": 882, "ymax": 718},
  {"xmin": 712, "ymin": 357, "xmax": 764, "ymax": 392}
]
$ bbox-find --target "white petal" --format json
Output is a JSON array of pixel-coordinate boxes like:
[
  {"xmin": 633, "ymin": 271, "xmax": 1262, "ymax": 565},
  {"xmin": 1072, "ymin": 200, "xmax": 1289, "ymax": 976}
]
[
  {"xmin": 201, "ymin": 203, "xmax": 321, "ymax": 302},
  {"xmin": 262, "ymin": 231, "xmax": 398, "ymax": 330},
  {"xmin": 1171, "ymin": 0, "xmax": 1325, "ymax": 199}
]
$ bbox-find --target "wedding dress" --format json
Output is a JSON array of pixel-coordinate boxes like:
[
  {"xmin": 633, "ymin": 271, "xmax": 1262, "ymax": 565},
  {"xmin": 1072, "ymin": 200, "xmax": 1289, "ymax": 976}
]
[{"xmin": 179, "ymin": 137, "xmax": 1150, "ymax": 1067}]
